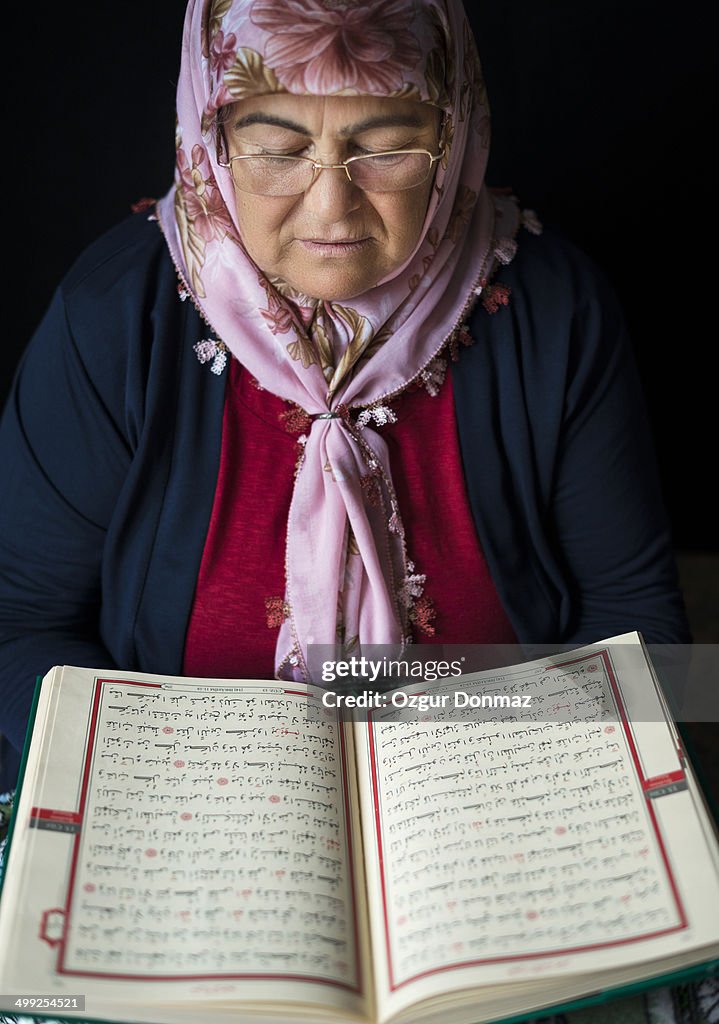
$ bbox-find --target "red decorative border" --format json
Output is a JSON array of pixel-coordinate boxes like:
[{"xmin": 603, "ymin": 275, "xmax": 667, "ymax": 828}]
[
  {"xmin": 643, "ymin": 771, "xmax": 686, "ymax": 793},
  {"xmin": 30, "ymin": 809, "xmax": 83, "ymax": 825},
  {"xmin": 368, "ymin": 648, "xmax": 688, "ymax": 992}
]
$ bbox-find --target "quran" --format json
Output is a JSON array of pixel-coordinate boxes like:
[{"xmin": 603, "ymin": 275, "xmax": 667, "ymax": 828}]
[{"xmin": 0, "ymin": 632, "xmax": 718, "ymax": 1024}]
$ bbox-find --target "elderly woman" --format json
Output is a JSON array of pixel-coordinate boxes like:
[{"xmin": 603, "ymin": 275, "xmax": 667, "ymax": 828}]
[
  {"xmin": 0, "ymin": 0, "xmax": 689, "ymax": 777},
  {"xmin": 0, "ymin": 6, "xmax": 708, "ymax": 1023}
]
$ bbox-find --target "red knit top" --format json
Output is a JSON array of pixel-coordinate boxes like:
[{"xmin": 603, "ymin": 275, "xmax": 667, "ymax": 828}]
[{"xmin": 183, "ymin": 358, "xmax": 517, "ymax": 678}]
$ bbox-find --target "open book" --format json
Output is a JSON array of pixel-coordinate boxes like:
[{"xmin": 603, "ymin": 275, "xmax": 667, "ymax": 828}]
[{"xmin": 0, "ymin": 632, "xmax": 717, "ymax": 1024}]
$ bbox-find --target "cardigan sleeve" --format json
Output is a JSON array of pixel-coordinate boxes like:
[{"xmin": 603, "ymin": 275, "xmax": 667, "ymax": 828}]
[
  {"xmin": 455, "ymin": 226, "xmax": 691, "ymax": 646},
  {"xmin": 0, "ymin": 285, "xmax": 125, "ymax": 756},
  {"xmin": 547, "ymin": 243, "xmax": 691, "ymax": 644}
]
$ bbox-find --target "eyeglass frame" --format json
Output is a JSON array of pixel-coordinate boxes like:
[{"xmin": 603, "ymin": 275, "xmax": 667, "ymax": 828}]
[
  {"xmin": 214, "ymin": 113, "xmax": 447, "ymax": 196},
  {"xmin": 217, "ymin": 148, "xmax": 445, "ymax": 195}
]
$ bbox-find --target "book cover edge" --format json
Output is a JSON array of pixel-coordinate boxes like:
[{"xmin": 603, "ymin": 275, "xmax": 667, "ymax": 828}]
[
  {"xmin": 482, "ymin": 957, "xmax": 719, "ymax": 1024},
  {"xmin": 0, "ymin": 672, "xmax": 45, "ymax": 903},
  {"xmin": 0, "ymin": 959, "xmax": 716, "ymax": 1024}
]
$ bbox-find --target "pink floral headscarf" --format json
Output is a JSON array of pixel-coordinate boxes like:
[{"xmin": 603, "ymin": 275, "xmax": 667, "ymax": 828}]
[{"xmin": 156, "ymin": 0, "xmax": 524, "ymax": 680}]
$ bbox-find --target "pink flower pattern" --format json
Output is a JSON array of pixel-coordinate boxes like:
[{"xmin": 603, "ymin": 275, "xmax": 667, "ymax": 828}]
[
  {"xmin": 260, "ymin": 300, "xmax": 295, "ymax": 335},
  {"xmin": 210, "ymin": 30, "xmax": 238, "ymax": 75},
  {"xmin": 257, "ymin": 272, "xmax": 316, "ymax": 335},
  {"xmin": 202, "ymin": 82, "xmax": 235, "ymax": 130},
  {"xmin": 249, "ymin": 0, "xmax": 422, "ymax": 93},
  {"xmin": 177, "ymin": 145, "xmax": 234, "ymax": 244}
]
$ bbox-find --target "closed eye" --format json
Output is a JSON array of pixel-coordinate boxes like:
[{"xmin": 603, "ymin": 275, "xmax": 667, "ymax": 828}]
[
  {"xmin": 255, "ymin": 147, "xmax": 310, "ymax": 158},
  {"xmin": 351, "ymin": 145, "xmax": 414, "ymax": 156},
  {"xmin": 351, "ymin": 150, "xmax": 416, "ymax": 165},
  {"xmin": 245, "ymin": 153, "xmax": 308, "ymax": 170}
]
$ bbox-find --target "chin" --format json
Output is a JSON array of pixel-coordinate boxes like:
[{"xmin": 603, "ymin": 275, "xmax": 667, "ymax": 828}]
[{"xmin": 292, "ymin": 271, "xmax": 380, "ymax": 302}]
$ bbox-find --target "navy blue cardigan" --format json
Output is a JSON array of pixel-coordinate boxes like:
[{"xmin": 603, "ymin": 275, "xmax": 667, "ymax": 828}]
[{"xmin": 0, "ymin": 212, "xmax": 690, "ymax": 784}]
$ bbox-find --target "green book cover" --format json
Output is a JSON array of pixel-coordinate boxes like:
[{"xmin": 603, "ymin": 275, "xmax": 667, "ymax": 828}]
[{"xmin": 0, "ymin": 674, "xmax": 43, "ymax": 901}]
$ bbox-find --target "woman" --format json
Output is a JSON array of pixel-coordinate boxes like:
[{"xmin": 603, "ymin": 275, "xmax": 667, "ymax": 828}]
[
  {"xmin": 0, "ymin": 2, "xmax": 688, "ymax": 768},
  {"xmin": 0, "ymin": 5, "xmax": 710, "ymax": 1023}
]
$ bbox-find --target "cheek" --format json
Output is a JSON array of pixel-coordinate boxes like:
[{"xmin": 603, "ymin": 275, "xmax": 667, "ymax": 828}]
[
  {"xmin": 234, "ymin": 195, "xmax": 294, "ymax": 262},
  {"xmin": 378, "ymin": 187, "xmax": 433, "ymax": 258}
]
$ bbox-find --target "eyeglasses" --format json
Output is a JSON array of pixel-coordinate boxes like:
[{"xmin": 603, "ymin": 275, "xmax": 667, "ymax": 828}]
[{"xmin": 217, "ymin": 148, "xmax": 444, "ymax": 196}]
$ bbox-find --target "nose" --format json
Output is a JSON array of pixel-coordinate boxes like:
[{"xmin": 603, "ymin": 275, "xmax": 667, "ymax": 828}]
[{"xmin": 301, "ymin": 163, "xmax": 362, "ymax": 223}]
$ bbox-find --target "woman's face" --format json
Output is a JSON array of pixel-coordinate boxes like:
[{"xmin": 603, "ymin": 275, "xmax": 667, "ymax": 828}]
[{"xmin": 223, "ymin": 93, "xmax": 441, "ymax": 300}]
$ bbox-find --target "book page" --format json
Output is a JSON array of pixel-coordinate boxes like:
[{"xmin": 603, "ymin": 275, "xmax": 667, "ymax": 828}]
[
  {"xmin": 352, "ymin": 636, "xmax": 719, "ymax": 1021},
  {"xmin": 0, "ymin": 667, "xmax": 372, "ymax": 1022}
]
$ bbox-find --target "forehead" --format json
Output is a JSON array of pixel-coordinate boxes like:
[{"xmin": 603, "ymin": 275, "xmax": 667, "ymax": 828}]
[{"xmin": 223, "ymin": 93, "xmax": 440, "ymax": 134}]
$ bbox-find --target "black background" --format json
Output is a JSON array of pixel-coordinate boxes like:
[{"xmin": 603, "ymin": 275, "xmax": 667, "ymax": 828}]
[{"xmin": 5, "ymin": 2, "xmax": 716, "ymax": 550}]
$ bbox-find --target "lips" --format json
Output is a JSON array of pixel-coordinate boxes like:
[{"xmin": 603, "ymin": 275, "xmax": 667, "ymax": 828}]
[
  {"xmin": 300, "ymin": 238, "xmax": 371, "ymax": 256},
  {"xmin": 303, "ymin": 237, "xmax": 368, "ymax": 244}
]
